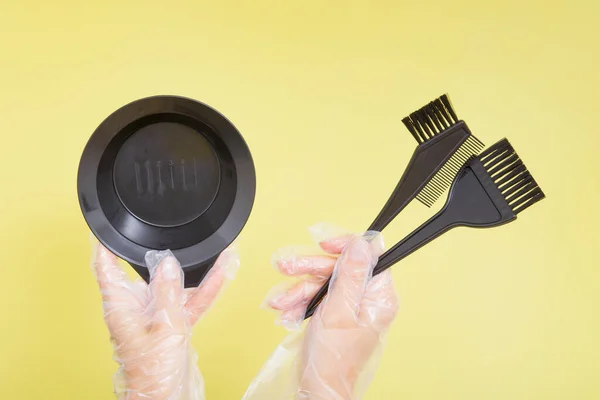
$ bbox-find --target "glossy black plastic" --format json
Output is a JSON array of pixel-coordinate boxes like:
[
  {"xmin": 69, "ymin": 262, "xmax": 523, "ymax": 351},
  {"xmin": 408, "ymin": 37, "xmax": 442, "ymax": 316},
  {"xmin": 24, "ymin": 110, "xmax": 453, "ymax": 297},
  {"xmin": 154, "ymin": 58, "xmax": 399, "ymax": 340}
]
[{"xmin": 78, "ymin": 95, "xmax": 255, "ymax": 287}]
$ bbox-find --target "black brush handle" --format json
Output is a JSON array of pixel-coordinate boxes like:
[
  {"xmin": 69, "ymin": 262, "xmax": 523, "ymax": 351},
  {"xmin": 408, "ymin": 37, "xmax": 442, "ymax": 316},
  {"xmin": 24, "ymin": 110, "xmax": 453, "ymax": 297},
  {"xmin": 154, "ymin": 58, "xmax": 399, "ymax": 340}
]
[{"xmin": 373, "ymin": 206, "xmax": 458, "ymax": 274}]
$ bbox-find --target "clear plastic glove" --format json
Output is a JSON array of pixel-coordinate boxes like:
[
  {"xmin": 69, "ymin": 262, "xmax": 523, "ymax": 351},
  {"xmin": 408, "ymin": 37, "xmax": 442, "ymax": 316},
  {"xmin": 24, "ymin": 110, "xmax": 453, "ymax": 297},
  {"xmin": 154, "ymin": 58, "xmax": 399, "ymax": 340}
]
[
  {"xmin": 91, "ymin": 240, "xmax": 239, "ymax": 400},
  {"xmin": 243, "ymin": 223, "xmax": 399, "ymax": 400}
]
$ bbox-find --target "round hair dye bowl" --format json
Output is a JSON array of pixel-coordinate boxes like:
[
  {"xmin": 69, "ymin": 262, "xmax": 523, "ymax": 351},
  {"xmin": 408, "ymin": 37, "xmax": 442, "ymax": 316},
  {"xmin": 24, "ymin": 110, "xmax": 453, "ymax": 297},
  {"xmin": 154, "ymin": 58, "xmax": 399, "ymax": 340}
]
[{"xmin": 77, "ymin": 96, "xmax": 255, "ymax": 287}]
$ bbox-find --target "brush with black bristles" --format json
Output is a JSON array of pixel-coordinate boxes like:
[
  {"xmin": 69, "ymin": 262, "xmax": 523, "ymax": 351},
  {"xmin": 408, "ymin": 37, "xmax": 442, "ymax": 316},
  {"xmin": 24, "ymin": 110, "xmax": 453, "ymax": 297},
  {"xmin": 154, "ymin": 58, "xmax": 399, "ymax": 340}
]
[
  {"xmin": 304, "ymin": 138, "xmax": 545, "ymax": 318},
  {"xmin": 368, "ymin": 93, "xmax": 485, "ymax": 231}
]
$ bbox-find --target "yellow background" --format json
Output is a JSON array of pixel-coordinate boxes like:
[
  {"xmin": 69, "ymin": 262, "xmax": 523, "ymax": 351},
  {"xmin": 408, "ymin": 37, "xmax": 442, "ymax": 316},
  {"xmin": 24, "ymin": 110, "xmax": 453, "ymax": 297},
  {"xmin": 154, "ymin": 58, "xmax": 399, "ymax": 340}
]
[{"xmin": 0, "ymin": 0, "xmax": 598, "ymax": 398}]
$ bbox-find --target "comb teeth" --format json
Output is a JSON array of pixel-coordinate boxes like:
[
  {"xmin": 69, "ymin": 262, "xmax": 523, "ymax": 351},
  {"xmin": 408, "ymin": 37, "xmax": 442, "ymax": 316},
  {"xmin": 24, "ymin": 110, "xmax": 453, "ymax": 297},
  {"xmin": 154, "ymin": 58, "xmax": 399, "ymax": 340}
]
[
  {"xmin": 402, "ymin": 94, "xmax": 459, "ymax": 144},
  {"xmin": 479, "ymin": 138, "xmax": 545, "ymax": 215},
  {"xmin": 416, "ymin": 135, "xmax": 485, "ymax": 207}
]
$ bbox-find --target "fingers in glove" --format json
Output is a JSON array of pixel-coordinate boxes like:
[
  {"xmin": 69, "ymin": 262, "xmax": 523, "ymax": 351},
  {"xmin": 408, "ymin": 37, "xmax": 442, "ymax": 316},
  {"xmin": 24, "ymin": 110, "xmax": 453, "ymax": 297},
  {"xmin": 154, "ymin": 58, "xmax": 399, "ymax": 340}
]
[
  {"xmin": 307, "ymin": 222, "xmax": 353, "ymax": 250},
  {"xmin": 267, "ymin": 245, "xmax": 333, "ymax": 309},
  {"xmin": 321, "ymin": 234, "xmax": 378, "ymax": 325},
  {"xmin": 358, "ymin": 270, "xmax": 399, "ymax": 330},
  {"xmin": 146, "ymin": 251, "xmax": 186, "ymax": 332},
  {"xmin": 91, "ymin": 243, "xmax": 144, "ymax": 338},
  {"xmin": 318, "ymin": 235, "xmax": 354, "ymax": 255},
  {"xmin": 266, "ymin": 246, "xmax": 337, "ymax": 314},
  {"xmin": 266, "ymin": 276, "xmax": 325, "ymax": 311},
  {"xmin": 319, "ymin": 231, "xmax": 385, "ymax": 257},
  {"xmin": 276, "ymin": 304, "xmax": 308, "ymax": 331},
  {"xmin": 274, "ymin": 254, "xmax": 338, "ymax": 277},
  {"xmin": 92, "ymin": 243, "xmax": 130, "ymax": 290},
  {"xmin": 186, "ymin": 267, "xmax": 224, "ymax": 326},
  {"xmin": 185, "ymin": 245, "xmax": 240, "ymax": 325}
]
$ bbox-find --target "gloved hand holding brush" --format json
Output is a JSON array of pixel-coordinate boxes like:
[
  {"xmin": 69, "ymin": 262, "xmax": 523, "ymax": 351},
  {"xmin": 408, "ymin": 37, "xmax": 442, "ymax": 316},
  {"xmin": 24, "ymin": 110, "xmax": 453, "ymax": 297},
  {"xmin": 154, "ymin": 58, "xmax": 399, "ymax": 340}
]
[
  {"xmin": 242, "ymin": 223, "xmax": 399, "ymax": 400},
  {"xmin": 91, "ymin": 241, "xmax": 239, "ymax": 400}
]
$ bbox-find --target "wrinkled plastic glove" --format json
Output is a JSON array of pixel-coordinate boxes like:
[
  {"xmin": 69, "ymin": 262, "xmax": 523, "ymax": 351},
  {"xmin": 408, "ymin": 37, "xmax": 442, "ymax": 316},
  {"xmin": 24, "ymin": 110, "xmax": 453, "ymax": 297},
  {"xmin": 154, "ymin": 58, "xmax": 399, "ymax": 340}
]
[
  {"xmin": 91, "ymin": 241, "xmax": 239, "ymax": 400},
  {"xmin": 243, "ymin": 223, "xmax": 399, "ymax": 400}
]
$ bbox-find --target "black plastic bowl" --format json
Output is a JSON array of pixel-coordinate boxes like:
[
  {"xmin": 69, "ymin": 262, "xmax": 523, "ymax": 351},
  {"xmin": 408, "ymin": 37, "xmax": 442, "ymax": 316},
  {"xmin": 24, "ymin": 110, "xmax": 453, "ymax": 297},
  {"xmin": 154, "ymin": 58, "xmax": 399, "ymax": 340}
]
[{"xmin": 77, "ymin": 95, "xmax": 255, "ymax": 287}]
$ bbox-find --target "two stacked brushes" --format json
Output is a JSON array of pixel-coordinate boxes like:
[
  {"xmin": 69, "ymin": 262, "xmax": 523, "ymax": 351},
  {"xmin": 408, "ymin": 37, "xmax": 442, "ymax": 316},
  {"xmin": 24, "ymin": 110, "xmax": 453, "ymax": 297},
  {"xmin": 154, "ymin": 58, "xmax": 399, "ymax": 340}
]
[{"xmin": 304, "ymin": 94, "xmax": 545, "ymax": 319}]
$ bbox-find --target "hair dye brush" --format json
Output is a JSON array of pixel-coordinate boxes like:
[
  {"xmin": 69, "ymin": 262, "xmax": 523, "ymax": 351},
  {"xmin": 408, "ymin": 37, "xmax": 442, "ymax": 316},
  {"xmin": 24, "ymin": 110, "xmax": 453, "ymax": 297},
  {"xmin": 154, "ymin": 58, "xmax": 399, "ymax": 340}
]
[
  {"xmin": 303, "ymin": 94, "xmax": 484, "ymax": 317},
  {"xmin": 369, "ymin": 94, "xmax": 485, "ymax": 231},
  {"xmin": 305, "ymin": 138, "xmax": 545, "ymax": 318}
]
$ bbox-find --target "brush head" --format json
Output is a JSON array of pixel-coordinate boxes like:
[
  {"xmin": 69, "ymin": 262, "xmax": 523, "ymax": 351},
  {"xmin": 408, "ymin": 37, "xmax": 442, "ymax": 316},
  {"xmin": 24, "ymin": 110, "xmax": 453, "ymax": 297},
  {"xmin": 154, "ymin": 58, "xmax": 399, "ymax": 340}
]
[
  {"xmin": 478, "ymin": 138, "xmax": 545, "ymax": 215},
  {"xmin": 400, "ymin": 93, "xmax": 485, "ymax": 208},
  {"xmin": 402, "ymin": 94, "xmax": 460, "ymax": 144}
]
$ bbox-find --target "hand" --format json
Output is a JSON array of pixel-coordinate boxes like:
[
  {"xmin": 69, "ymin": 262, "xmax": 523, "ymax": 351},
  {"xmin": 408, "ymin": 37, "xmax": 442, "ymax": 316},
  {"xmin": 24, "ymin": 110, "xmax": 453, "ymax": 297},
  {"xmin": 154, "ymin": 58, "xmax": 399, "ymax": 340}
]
[
  {"xmin": 91, "ymin": 241, "xmax": 239, "ymax": 400},
  {"xmin": 243, "ymin": 224, "xmax": 399, "ymax": 400}
]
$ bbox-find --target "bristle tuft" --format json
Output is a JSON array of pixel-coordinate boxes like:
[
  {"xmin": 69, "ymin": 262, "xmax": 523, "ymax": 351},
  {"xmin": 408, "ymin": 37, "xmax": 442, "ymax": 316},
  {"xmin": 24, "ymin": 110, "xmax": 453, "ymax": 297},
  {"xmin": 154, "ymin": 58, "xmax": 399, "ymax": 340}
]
[
  {"xmin": 440, "ymin": 94, "xmax": 458, "ymax": 122},
  {"xmin": 402, "ymin": 117, "xmax": 422, "ymax": 143},
  {"xmin": 479, "ymin": 138, "xmax": 545, "ymax": 215},
  {"xmin": 416, "ymin": 135, "xmax": 485, "ymax": 207},
  {"xmin": 403, "ymin": 94, "xmax": 460, "ymax": 143}
]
